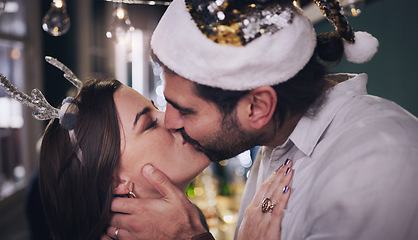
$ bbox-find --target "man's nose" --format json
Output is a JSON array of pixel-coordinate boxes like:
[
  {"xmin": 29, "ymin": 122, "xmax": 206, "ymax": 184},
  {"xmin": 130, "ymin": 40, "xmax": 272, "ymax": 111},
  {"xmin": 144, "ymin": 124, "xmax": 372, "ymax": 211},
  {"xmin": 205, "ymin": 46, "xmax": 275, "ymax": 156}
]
[{"xmin": 164, "ymin": 104, "xmax": 184, "ymax": 130}]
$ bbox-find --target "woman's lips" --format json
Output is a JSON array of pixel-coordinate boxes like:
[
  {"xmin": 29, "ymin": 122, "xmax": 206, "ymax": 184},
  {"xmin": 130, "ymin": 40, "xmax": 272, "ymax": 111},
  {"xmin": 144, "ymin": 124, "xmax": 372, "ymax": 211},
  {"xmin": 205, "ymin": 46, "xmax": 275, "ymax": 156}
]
[{"xmin": 182, "ymin": 136, "xmax": 203, "ymax": 151}]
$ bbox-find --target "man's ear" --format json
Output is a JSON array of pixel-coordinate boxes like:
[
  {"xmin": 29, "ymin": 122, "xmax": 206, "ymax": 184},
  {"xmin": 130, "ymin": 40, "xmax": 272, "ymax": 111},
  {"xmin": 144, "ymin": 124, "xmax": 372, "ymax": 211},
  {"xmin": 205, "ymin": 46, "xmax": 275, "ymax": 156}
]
[{"xmin": 247, "ymin": 86, "xmax": 277, "ymax": 130}]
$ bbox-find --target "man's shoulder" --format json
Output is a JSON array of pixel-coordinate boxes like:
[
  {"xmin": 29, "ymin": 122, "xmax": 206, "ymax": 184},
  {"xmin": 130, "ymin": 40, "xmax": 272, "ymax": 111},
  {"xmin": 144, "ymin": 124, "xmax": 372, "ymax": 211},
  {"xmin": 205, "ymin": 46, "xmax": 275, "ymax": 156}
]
[{"xmin": 330, "ymin": 93, "xmax": 418, "ymax": 144}]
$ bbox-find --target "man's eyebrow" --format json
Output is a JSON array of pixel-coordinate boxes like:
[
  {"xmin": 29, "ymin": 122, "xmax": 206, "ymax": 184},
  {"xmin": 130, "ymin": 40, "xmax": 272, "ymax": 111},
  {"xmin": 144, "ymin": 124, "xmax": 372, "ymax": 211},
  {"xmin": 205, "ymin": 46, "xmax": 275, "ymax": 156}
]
[
  {"xmin": 133, "ymin": 106, "xmax": 151, "ymax": 127},
  {"xmin": 165, "ymin": 98, "xmax": 196, "ymax": 114}
]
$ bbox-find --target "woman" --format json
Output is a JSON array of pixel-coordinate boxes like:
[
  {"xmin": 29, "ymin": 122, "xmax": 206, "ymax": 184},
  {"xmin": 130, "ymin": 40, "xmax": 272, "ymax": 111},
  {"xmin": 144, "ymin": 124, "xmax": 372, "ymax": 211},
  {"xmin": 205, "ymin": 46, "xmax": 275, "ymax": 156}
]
[
  {"xmin": 38, "ymin": 78, "xmax": 206, "ymax": 239},
  {"xmin": 35, "ymin": 78, "xmax": 293, "ymax": 240}
]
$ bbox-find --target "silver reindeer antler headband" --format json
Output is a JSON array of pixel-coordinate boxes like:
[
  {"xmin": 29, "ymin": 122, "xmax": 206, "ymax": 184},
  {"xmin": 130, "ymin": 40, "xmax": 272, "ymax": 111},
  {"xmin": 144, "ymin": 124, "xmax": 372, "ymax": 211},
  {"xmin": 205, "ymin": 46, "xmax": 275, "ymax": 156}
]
[
  {"xmin": 0, "ymin": 56, "xmax": 82, "ymax": 122},
  {"xmin": 0, "ymin": 56, "xmax": 83, "ymax": 161},
  {"xmin": 0, "ymin": 73, "xmax": 59, "ymax": 120},
  {"xmin": 45, "ymin": 56, "xmax": 82, "ymax": 89}
]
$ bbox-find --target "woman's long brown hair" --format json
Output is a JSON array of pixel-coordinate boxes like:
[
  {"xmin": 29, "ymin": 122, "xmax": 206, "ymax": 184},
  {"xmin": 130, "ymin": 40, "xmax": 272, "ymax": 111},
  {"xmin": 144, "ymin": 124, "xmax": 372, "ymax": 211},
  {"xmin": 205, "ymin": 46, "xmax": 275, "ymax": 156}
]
[{"xmin": 39, "ymin": 78, "xmax": 122, "ymax": 239}]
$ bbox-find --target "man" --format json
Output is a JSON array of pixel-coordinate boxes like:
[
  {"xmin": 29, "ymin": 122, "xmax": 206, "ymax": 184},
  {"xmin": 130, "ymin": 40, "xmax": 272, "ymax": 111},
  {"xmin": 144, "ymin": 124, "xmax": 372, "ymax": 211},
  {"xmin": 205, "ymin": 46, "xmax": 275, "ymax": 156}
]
[{"xmin": 105, "ymin": 0, "xmax": 418, "ymax": 239}]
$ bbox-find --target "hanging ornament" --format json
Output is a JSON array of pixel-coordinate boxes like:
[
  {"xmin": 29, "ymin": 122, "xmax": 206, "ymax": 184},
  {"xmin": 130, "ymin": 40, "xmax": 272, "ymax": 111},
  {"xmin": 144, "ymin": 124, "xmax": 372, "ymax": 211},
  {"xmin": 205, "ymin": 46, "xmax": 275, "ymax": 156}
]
[
  {"xmin": 106, "ymin": 2, "xmax": 135, "ymax": 44},
  {"xmin": 42, "ymin": 0, "xmax": 71, "ymax": 36},
  {"xmin": 342, "ymin": 0, "xmax": 364, "ymax": 17}
]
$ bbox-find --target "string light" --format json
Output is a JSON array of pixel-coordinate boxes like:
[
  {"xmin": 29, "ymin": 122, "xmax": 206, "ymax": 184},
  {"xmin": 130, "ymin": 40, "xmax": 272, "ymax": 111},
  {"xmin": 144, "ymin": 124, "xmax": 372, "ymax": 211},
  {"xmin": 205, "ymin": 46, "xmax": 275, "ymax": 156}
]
[
  {"xmin": 106, "ymin": 2, "xmax": 135, "ymax": 44},
  {"xmin": 342, "ymin": 0, "xmax": 365, "ymax": 17},
  {"xmin": 42, "ymin": 0, "xmax": 71, "ymax": 36},
  {"xmin": 104, "ymin": 0, "xmax": 171, "ymax": 6}
]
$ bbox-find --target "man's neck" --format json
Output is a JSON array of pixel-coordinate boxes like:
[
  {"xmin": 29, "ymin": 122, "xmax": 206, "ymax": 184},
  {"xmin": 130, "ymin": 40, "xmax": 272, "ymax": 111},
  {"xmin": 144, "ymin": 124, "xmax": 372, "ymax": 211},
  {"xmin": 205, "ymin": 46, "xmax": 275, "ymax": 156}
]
[
  {"xmin": 265, "ymin": 78, "xmax": 338, "ymax": 148},
  {"xmin": 264, "ymin": 114, "xmax": 303, "ymax": 148}
]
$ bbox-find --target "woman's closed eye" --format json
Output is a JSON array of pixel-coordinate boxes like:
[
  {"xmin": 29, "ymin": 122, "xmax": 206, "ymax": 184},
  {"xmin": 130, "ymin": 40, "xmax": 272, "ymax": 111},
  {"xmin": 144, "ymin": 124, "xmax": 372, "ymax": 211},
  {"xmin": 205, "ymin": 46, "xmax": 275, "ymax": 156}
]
[{"xmin": 145, "ymin": 119, "xmax": 158, "ymax": 131}]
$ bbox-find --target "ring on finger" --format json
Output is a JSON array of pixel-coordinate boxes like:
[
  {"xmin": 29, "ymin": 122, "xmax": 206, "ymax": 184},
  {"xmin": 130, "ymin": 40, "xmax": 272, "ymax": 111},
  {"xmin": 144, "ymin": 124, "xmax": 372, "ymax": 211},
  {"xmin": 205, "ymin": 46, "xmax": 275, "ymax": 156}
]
[
  {"xmin": 261, "ymin": 197, "xmax": 276, "ymax": 213},
  {"xmin": 114, "ymin": 227, "xmax": 120, "ymax": 240}
]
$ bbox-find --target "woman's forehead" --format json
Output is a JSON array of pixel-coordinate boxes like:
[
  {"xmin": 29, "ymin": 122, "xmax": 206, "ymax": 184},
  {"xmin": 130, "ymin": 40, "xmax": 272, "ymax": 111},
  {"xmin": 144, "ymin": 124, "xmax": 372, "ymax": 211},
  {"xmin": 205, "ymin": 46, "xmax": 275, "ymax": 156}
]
[{"xmin": 114, "ymin": 86, "xmax": 147, "ymax": 106}]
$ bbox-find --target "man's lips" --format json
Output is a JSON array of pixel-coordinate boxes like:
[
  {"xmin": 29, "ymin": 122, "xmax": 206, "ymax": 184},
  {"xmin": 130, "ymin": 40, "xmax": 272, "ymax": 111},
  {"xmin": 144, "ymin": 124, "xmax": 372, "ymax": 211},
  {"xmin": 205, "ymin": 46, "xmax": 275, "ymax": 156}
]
[
  {"xmin": 180, "ymin": 130, "xmax": 219, "ymax": 162},
  {"xmin": 182, "ymin": 137, "xmax": 201, "ymax": 149},
  {"xmin": 180, "ymin": 130, "xmax": 204, "ymax": 151},
  {"xmin": 184, "ymin": 140, "xmax": 201, "ymax": 150}
]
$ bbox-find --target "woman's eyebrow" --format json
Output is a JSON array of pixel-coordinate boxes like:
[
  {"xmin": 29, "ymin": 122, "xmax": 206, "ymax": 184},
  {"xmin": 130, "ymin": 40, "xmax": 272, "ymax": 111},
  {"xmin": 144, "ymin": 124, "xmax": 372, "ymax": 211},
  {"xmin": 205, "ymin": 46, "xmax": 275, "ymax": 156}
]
[{"xmin": 133, "ymin": 106, "xmax": 151, "ymax": 127}]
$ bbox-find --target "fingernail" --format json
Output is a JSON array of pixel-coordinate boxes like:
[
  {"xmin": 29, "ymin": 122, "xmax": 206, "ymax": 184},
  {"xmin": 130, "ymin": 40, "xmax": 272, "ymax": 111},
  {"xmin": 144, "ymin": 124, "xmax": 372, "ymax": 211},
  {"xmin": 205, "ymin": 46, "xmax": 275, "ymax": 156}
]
[
  {"xmin": 284, "ymin": 158, "xmax": 291, "ymax": 165},
  {"xmin": 283, "ymin": 186, "xmax": 289, "ymax": 193},
  {"xmin": 143, "ymin": 164, "xmax": 154, "ymax": 176},
  {"xmin": 285, "ymin": 167, "xmax": 291, "ymax": 175}
]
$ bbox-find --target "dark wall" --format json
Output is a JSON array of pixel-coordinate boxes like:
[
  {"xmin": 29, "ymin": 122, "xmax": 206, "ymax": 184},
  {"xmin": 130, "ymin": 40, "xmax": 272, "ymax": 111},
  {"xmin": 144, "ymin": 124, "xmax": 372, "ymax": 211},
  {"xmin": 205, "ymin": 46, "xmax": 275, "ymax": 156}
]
[
  {"xmin": 315, "ymin": 0, "xmax": 418, "ymax": 116},
  {"xmin": 41, "ymin": 0, "xmax": 77, "ymax": 107}
]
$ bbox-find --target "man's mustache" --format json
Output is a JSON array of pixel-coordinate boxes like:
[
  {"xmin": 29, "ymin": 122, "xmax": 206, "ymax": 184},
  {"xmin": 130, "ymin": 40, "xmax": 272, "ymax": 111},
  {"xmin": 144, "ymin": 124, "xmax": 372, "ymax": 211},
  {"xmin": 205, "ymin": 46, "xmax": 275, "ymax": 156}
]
[
  {"xmin": 180, "ymin": 129, "xmax": 220, "ymax": 162},
  {"xmin": 180, "ymin": 129, "xmax": 202, "ymax": 148}
]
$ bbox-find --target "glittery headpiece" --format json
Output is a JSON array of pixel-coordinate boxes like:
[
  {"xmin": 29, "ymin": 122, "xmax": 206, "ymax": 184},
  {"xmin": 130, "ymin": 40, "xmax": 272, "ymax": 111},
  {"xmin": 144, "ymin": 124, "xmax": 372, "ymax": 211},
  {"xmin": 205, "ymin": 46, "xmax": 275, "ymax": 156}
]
[
  {"xmin": 185, "ymin": 0, "xmax": 295, "ymax": 46},
  {"xmin": 314, "ymin": 0, "xmax": 354, "ymax": 43},
  {"xmin": 151, "ymin": 0, "xmax": 377, "ymax": 90},
  {"xmin": 0, "ymin": 56, "xmax": 83, "ymax": 161},
  {"xmin": 314, "ymin": 0, "xmax": 378, "ymax": 63}
]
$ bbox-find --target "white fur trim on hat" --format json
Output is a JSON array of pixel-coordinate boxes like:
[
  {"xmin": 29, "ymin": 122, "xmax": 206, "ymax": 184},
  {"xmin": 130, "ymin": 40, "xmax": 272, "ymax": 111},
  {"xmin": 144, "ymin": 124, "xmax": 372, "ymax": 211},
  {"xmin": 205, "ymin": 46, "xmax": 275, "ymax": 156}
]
[
  {"xmin": 151, "ymin": 0, "xmax": 317, "ymax": 91},
  {"xmin": 343, "ymin": 31, "xmax": 379, "ymax": 64}
]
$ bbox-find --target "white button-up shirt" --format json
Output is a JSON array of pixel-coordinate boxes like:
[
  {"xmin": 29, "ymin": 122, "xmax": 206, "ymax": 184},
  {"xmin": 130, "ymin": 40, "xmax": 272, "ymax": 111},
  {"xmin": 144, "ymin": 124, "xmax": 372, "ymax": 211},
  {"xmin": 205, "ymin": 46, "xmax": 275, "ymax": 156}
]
[{"xmin": 236, "ymin": 74, "xmax": 418, "ymax": 240}]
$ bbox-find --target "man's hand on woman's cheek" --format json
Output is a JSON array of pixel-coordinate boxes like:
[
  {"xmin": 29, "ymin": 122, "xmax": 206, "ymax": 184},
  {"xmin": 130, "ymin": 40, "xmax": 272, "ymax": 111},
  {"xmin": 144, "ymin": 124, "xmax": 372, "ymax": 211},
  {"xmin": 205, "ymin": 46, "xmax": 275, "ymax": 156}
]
[{"xmin": 102, "ymin": 164, "xmax": 208, "ymax": 240}]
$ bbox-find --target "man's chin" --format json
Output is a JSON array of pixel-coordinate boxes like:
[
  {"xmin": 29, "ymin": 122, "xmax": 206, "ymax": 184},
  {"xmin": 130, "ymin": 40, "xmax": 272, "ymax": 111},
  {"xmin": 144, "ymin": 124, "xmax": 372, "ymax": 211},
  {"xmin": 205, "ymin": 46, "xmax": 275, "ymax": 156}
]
[
  {"xmin": 198, "ymin": 147, "xmax": 239, "ymax": 163},
  {"xmin": 206, "ymin": 153, "xmax": 223, "ymax": 163},
  {"xmin": 190, "ymin": 139, "xmax": 244, "ymax": 162},
  {"xmin": 193, "ymin": 146, "xmax": 222, "ymax": 162},
  {"xmin": 195, "ymin": 147, "xmax": 220, "ymax": 162}
]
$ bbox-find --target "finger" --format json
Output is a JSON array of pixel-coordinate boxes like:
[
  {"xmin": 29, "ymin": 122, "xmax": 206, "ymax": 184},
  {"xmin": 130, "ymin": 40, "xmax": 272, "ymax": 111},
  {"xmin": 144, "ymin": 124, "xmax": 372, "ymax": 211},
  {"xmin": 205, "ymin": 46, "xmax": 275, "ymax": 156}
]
[
  {"xmin": 269, "ymin": 188, "xmax": 291, "ymax": 234},
  {"xmin": 100, "ymin": 233, "xmax": 112, "ymax": 240},
  {"xmin": 273, "ymin": 188, "xmax": 291, "ymax": 218},
  {"xmin": 111, "ymin": 197, "xmax": 138, "ymax": 214},
  {"xmin": 251, "ymin": 160, "xmax": 292, "ymax": 206},
  {"xmin": 268, "ymin": 161, "xmax": 293, "ymax": 201},
  {"xmin": 105, "ymin": 226, "xmax": 130, "ymax": 240},
  {"xmin": 142, "ymin": 164, "xmax": 182, "ymax": 199},
  {"xmin": 251, "ymin": 206, "xmax": 276, "ymax": 238},
  {"xmin": 250, "ymin": 168, "xmax": 282, "ymax": 207},
  {"xmin": 252, "ymin": 188, "xmax": 290, "ymax": 240},
  {"xmin": 108, "ymin": 214, "xmax": 125, "ymax": 234},
  {"xmin": 108, "ymin": 212, "xmax": 141, "ymax": 232}
]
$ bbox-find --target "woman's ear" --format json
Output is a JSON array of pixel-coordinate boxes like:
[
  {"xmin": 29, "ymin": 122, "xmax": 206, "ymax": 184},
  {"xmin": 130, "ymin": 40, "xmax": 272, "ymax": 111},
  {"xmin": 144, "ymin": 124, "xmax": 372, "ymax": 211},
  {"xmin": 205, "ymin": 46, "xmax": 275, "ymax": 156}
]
[
  {"xmin": 113, "ymin": 176, "xmax": 133, "ymax": 195},
  {"xmin": 247, "ymin": 86, "xmax": 277, "ymax": 130}
]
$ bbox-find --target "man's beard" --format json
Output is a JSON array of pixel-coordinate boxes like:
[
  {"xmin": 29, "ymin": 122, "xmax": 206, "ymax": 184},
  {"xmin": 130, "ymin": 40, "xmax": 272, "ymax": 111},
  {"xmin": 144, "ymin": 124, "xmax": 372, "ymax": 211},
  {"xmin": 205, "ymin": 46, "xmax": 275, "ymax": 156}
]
[{"xmin": 181, "ymin": 111, "xmax": 270, "ymax": 162}]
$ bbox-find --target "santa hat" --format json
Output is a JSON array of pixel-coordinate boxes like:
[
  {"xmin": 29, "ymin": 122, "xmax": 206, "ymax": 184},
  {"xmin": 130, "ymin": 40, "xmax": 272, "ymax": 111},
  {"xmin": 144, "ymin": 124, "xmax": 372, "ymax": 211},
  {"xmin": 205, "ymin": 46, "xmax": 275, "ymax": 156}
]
[{"xmin": 151, "ymin": 0, "xmax": 378, "ymax": 91}]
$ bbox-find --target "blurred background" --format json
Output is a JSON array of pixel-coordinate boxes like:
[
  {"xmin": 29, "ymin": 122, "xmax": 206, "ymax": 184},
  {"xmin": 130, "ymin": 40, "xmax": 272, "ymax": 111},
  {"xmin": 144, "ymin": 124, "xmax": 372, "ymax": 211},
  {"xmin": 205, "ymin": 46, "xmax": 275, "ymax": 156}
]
[{"xmin": 0, "ymin": 0, "xmax": 416, "ymax": 239}]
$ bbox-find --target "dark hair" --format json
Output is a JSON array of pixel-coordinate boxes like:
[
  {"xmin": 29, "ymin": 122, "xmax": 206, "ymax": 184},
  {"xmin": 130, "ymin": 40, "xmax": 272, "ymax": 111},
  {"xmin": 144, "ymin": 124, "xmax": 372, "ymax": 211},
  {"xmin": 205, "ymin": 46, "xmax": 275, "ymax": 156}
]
[
  {"xmin": 193, "ymin": 32, "xmax": 344, "ymax": 128},
  {"xmin": 39, "ymin": 78, "xmax": 123, "ymax": 240}
]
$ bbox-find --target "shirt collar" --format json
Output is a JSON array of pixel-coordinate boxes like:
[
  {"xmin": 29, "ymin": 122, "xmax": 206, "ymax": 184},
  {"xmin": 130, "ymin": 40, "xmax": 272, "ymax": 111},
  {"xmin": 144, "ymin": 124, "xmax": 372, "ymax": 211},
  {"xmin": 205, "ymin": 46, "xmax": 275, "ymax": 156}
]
[{"xmin": 287, "ymin": 73, "xmax": 368, "ymax": 156}]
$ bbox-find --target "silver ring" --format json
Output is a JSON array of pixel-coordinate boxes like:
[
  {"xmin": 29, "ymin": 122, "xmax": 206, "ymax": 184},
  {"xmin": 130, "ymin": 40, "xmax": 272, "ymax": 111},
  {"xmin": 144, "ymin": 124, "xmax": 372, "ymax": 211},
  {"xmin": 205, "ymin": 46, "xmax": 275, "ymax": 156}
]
[
  {"xmin": 261, "ymin": 198, "xmax": 275, "ymax": 213},
  {"xmin": 114, "ymin": 227, "xmax": 120, "ymax": 240}
]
